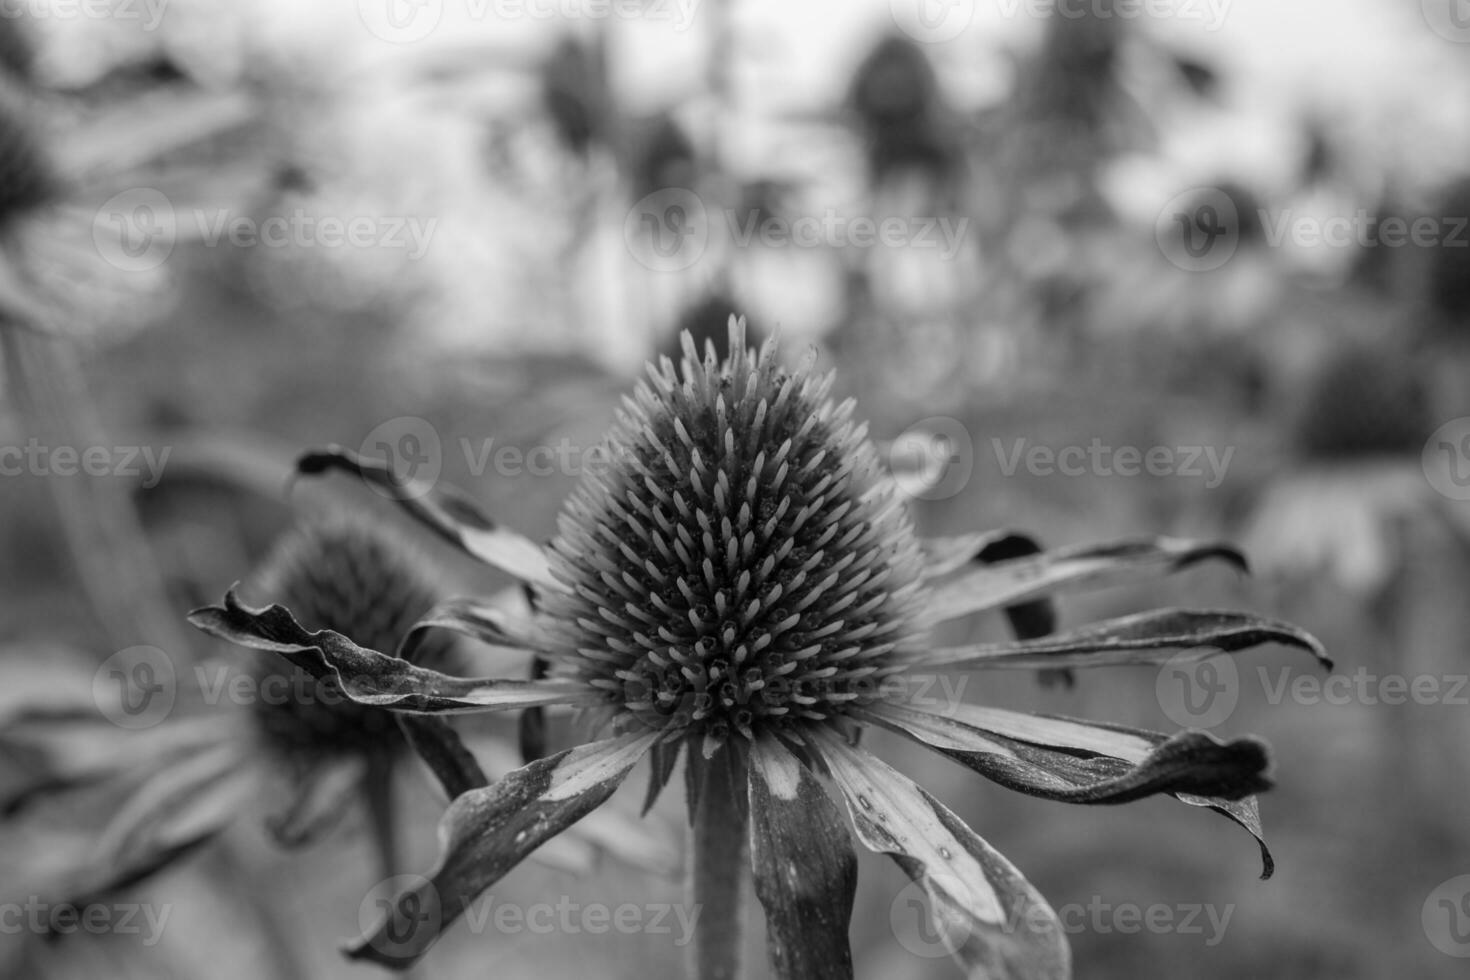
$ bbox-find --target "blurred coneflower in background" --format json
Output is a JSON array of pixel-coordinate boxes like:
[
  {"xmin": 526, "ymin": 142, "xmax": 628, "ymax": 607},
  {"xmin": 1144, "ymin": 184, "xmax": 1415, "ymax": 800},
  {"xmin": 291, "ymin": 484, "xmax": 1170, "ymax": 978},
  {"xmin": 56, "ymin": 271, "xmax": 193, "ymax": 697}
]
[{"xmin": 0, "ymin": 510, "xmax": 670, "ymax": 976}]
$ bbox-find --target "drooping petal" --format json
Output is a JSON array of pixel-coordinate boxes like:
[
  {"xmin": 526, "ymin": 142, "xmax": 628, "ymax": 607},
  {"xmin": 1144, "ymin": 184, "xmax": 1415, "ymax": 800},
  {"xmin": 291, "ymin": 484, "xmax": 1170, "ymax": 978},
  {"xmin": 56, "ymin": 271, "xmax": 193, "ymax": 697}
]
[
  {"xmin": 79, "ymin": 743, "xmax": 262, "ymax": 901},
  {"xmin": 865, "ymin": 702, "xmax": 1270, "ymax": 802},
  {"xmin": 864, "ymin": 702, "xmax": 1279, "ymax": 876},
  {"xmin": 925, "ymin": 537, "xmax": 1247, "ymax": 624},
  {"xmin": 641, "ymin": 736, "xmax": 682, "ymax": 816},
  {"xmin": 513, "ymin": 587, "xmax": 551, "ymax": 764},
  {"xmin": 1, "ymin": 713, "xmax": 231, "ymax": 813},
  {"xmin": 938, "ymin": 531, "xmax": 1069, "ymax": 688},
  {"xmin": 295, "ymin": 446, "xmax": 554, "ymax": 588},
  {"xmin": 398, "ymin": 596, "xmax": 547, "ymax": 659},
  {"xmin": 1178, "ymin": 794, "xmax": 1275, "ymax": 879},
  {"xmin": 748, "ymin": 736, "xmax": 857, "ymax": 980},
  {"xmin": 915, "ymin": 609, "xmax": 1330, "ymax": 671},
  {"xmin": 466, "ymin": 735, "xmax": 679, "ymax": 874},
  {"xmin": 1, "ymin": 737, "xmax": 250, "ymax": 911},
  {"xmin": 810, "ymin": 730, "xmax": 1070, "ymax": 980},
  {"xmin": 188, "ymin": 589, "xmax": 601, "ymax": 714},
  {"xmin": 0, "ymin": 643, "xmax": 100, "ymax": 724},
  {"xmin": 396, "ymin": 715, "xmax": 488, "ymax": 799},
  {"xmin": 919, "ymin": 530, "xmax": 1043, "ymax": 579},
  {"xmin": 0, "ymin": 646, "xmax": 205, "ymax": 811},
  {"xmin": 348, "ymin": 731, "xmax": 656, "ymax": 969}
]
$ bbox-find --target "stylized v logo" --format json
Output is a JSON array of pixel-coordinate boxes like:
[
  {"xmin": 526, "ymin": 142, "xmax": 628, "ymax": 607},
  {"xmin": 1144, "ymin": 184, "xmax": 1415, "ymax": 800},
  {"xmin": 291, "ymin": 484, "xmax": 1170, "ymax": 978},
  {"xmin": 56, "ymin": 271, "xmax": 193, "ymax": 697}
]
[
  {"xmin": 1439, "ymin": 893, "xmax": 1470, "ymax": 944},
  {"xmin": 385, "ymin": 0, "xmax": 427, "ymax": 29},
  {"xmin": 1174, "ymin": 205, "xmax": 1226, "ymax": 259},
  {"xmin": 379, "ymin": 893, "xmax": 432, "ymax": 945},
  {"xmin": 1439, "ymin": 435, "xmax": 1470, "ymax": 488},
  {"xmin": 915, "ymin": 0, "xmax": 960, "ymax": 30},
  {"xmin": 111, "ymin": 206, "xmax": 162, "ymax": 258},
  {"xmin": 642, "ymin": 206, "xmax": 692, "ymax": 258},
  {"xmin": 110, "ymin": 662, "xmax": 164, "ymax": 715}
]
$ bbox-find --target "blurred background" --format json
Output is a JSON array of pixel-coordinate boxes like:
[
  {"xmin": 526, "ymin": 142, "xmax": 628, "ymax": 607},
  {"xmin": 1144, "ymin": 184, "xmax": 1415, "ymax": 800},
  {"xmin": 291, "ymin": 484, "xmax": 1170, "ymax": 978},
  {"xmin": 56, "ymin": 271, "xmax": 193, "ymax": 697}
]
[{"xmin": 2, "ymin": 0, "xmax": 1470, "ymax": 977}]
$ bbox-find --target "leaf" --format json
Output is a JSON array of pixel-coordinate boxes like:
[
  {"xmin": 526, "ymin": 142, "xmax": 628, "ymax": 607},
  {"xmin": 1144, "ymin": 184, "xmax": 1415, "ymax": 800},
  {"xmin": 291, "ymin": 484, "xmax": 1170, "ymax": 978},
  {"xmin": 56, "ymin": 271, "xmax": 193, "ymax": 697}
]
[
  {"xmin": 189, "ymin": 589, "xmax": 598, "ymax": 714},
  {"xmin": 395, "ymin": 715, "xmax": 488, "ymax": 800},
  {"xmin": 398, "ymin": 596, "xmax": 546, "ymax": 660},
  {"xmin": 811, "ymin": 731, "xmax": 1070, "ymax": 980},
  {"xmin": 925, "ymin": 537, "xmax": 1247, "ymax": 624},
  {"xmin": 917, "ymin": 608, "xmax": 1330, "ymax": 671},
  {"xmin": 348, "ymin": 732, "xmax": 655, "ymax": 969},
  {"xmin": 866, "ymin": 702, "xmax": 1271, "ymax": 803},
  {"xmin": 748, "ymin": 736, "xmax": 857, "ymax": 980},
  {"xmin": 920, "ymin": 530, "xmax": 1043, "ymax": 579},
  {"xmin": 867, "ymin": 703, "xmax": 1279, "ymax": 877},
  {"xmin": 295, "ymin": 446, "xmax": 553, "ymax": 588}
]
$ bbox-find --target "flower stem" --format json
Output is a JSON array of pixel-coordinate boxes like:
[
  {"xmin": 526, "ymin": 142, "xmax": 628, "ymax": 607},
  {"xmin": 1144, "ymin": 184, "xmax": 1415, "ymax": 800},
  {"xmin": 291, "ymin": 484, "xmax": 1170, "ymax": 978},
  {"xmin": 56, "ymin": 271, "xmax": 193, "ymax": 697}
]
[
  {"xmin": 688, "ymin": 742, "xmax": 750, "ymax": 980},
  {"xmin": 364, "ymin": 750, "xmax": 400, "ymax": 881}
]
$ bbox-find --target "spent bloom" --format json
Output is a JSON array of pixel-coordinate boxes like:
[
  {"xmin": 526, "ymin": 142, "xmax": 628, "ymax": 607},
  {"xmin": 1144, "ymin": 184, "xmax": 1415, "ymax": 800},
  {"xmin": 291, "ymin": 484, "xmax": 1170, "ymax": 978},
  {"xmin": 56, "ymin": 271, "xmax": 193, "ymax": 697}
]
[
  {"xmin": 193, "ymin": 319, "xmax": 1328, "ymax": 978},
  {"xmin": 0, "ymin": 513, "xmax": 648, "ymax": 931}
]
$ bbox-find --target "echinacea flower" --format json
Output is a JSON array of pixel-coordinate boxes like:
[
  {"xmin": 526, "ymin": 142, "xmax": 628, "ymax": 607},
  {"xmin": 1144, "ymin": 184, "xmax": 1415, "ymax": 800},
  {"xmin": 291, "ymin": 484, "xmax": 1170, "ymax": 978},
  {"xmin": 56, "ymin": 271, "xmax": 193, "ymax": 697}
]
[
  {"xmin": 1243, "ymin": 339, "xmax": 1453, "ymax": 596},
  {"xmin": 193, "ymin": 319, "xmax": 1328, "ymax": 979},
  {"xmin": 0, "ymin": 513, "xmax": 654, "ymax": 929}
]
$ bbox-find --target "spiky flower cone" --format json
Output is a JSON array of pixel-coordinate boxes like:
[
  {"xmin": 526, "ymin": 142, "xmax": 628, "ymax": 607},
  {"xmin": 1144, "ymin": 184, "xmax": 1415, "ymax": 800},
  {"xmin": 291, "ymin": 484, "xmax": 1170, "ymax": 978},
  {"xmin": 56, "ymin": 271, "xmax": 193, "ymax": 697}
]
[
  {"xmin": 190, "ymin": 317, "xmax": 1332, "ymax": 979},
  {"xmin": 247, "ymin": 515, "xmax": 452, "ymax": 757},
  {"xmin": 540, "ymin": 321, "xmax": 926, "ymax": 746}
]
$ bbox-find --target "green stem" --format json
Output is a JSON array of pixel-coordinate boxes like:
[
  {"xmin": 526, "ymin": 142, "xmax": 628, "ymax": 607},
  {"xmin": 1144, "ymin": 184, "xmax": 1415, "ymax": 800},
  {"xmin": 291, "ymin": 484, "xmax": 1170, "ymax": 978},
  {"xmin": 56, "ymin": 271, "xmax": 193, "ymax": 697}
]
[{"xmin": 688, "ymin": 742, "xmax": 750, "ymax": 980}]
